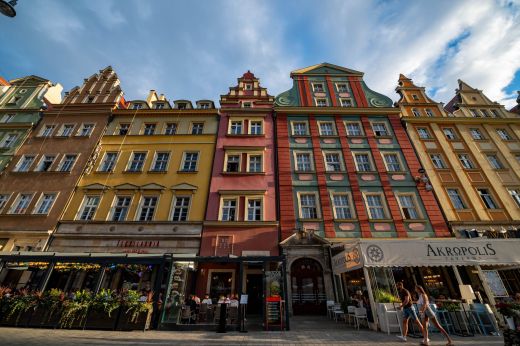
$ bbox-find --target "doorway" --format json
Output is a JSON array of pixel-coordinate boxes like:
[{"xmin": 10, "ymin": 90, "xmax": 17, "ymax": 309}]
[
  {"xmin": 246, "ymin": 274, "xmax": 263, "ymax": 315},
  {"xmin": 291, "ymin": 258, "xmax": 326, "ymax": 315}
]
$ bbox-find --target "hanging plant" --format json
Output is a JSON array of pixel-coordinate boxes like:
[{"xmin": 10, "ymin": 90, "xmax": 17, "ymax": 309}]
[
  {"xmin": 59, "ymin": 290, "xmax": 92, "ymax": 328},
  {"xmin": 6, "ymin": 289, "xmax": 39, "ymax": 324},
  {"xmin": 120, "ymin": 290, "xmax": 153, "ymax": 323},
  {"xmin": 37, "ymin": 289, "xmax": 65, "ymax": 322},
  {"xmin": 91, "ymin": 289, "xmax": 120, "ymax": 317},
  {"xmin": 374, "ymin": 289, "xmax": 400, "ymax": 303},
  {"xmin": 0, "ymin": 286, "xmax": 13, "ymax": 317}
]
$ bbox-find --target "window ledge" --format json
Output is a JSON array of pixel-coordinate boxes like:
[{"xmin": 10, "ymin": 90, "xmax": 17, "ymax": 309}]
[
  {"xmin": 491, "ymin": 168, "xmax": 509, "ymax": 172},
  {"xmin": 297, "ymin": 218, "xmax": 323, "ymax": 222},
  {"xmin": 94, "ymin": 170, "xmax": 114, "ymax": 174},
  {"xmin": 368, "ymin": 219, "xmax": 393, "ymax": 222},
  {"xmin": 147, "ymin": 170, "xmax": 168, "ymax": 174},
  {"xmin": 334, "ymin": 218, "xmax": 357, "ymax": 222},
  {"xmin": 356, "ymin": 171, "xmax": 378, "ymax": 174},
  {"xmin": 374, "ymin": 135, "xmax": 393, "ymax": 139},
  {"xmin": 123, "ymin": 170, "xmax": 143, "ymax": 174},
  {"xmin": 319, "ymin": 135, "xmax": 339, "ymax": 138},
  {"xmin": 177, "ymin": 170, "xmax": 198, "ymax": 174},
  {"xmin": 226, "ymin": 134, "xmax": 265, "ymax": 138},
  {"xmin": 347, "ymin": 135, "xmax": 366, "ymax": 139},
  {"xmin": 402, "ymin": 219, "xmax": 428, "ymax": 223},
  {"xmin": 294, "ymin": 171, "xmax": 316, "ymax": 174},
  {"xmin": 291, "ymin": 135, "xmax": 311, "ymax": 138},
  {"xmin": 221, "ymin": 171, "xmax": 266, "ymax": 176}
]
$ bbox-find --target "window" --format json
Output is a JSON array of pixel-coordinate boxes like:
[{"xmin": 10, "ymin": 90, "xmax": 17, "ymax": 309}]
[
  {"xmin": 509, "ymin": 189, "xmax": 520, "ymax": 208},
  {"xmin": 248, "ymin": 155, "xmax": 262, "ymax": 172},
  {"xmin": 15, "ymin": 155, "xmax": 35, "ymax": 172},
  {"xmin": 398, "ymin": 195, "xmax": 420, "ymax": 219},
  {"xmin": 59, "ymin": 124, "xmax": 75, "ymax": 137},
  {"xmin": 111, "ymin": 196, "xmax": 131, "ymax": 221},
  {"xmin": 372, "ymin": 123, "xmax": 389, "ymax": 137},
  {"xmin": 487, "ymin": 154, "xmax": 504, "ymax": 169},
  {"xmin": 299, "ymin": 194, "xmax": 318, "ymax": 219},
  {"xmin": 315, "ymin": 98, "xmax": 327, "ymax": 107},
  {"xmin": 443, "ymin": 128, "xmax": 456, "ymax": 140},
  {"xmin": 470, "ymin": 109, "xmax": 479, "ymax": 117},
  {"xmin": 383, "ymin": 153, "xmax": 402, "ymax": 172},
  {"xmin": 221, "ymin": 199, "xmax": 237, "ymax": 221},
  {"xmin": 324, "ymin": 152, "xmax": 342, "ymax": 172},
  {"xmin": 470, "ymin": 128, "xmax": 484, "ymax": 140},
  {"xmin": 412, "ymin": 94, "xmax": 419, "ymax": 100},
  {"xmin": 340, "ymin": 98, "xmax": 353, "ymax": 107},
  {"xmin": 230, "ymin": 121, "xmax": 243, "ymax": 135},
  {"xmin": 345, "ymin": 122, "xmax": 363, "ymax": 136},
  {"xmin": 40, "ymin": 124, "xmax": 56, "ymax": 137},
  {"xmin": 1, "ymin": 114, "xmax": 15, "ymax": 123},
  {"xmin": 425, "ymin": 109, "xmax": 434, "ymax": 117},
  {"xmin": 128, "ymin": 152, "xmax": 146, "ymax": 172},
  {"xmin": 0, "ymin": 194, "xmax": 9, "ymax": 212},
  {"xmin": 477, "ymin": 188, "xmax": 499, "ymax": 209},
  {"xmin": 132, "ymin": 103, "xmax": 143, "ymax": 110},
  {"xmin": 496, "ymin": 129, "xmax": 512, "ymax": 140},
  {"xmin": 155, "ymin": 103, "xmax": 165, "ymax": 110},
  {"xmin": 430, "ymin": 154, "xmax": 447, "ymax": 169},
  {"xmin": 292, "ymin": 122, "xmax": 308, "ymax": 136},
  {"xmin": 59, "ymin": 154, "xmax": 77, "ymax": 172},
  {"xmin": 242, "ymin": 101, "xmax": 252, "ymax": 108},
  {"xmin": 319, "ymin": 122, "xmax": 335, "ymax": 136},
  {"xmin": 35, "ymin": 155, "xmax": 55, "ymax": 172},
  {"xmin": 458, "ymin": 154, "xmax": 475, "ymax": 169},
  {"xmin": 332, "ymin": 194, "xmax": 352, "ymax": 219},
  {"xmin": 143, "ymin": 123, "xmax": 156, "ymax": 135},
  {"xmin": 181, "ymin": 152, "xmax": 199, "ymax": 172},
  {"xmin": 296, "ymin": 152, "xmax": 312, "ymax": 171},
  {"xmin": 172, "ymin": 196, "xmax": 190, "ymax": 221},
  {"xmin": 412, "ymin": 108, "xmax": 421, "ymax": 117},
  {"xmin": 417, "ymin": 127, "xmax": 431, "ymax": 139},
  {"xmin": 77, "ymin": 124, "xmax": 94, "ymax": 136},
  {"xmin": 312, "ymin": 83, "xmax": 324, "ymax": 92},
  {"xmin": 7, "ymin": 96, "xmax": 21, "ymax": 105},
  {"xmin": 447, "ymin": 189, "xmax": 467, "ymax": 209},
  {"xmin": 78, "ymin": 196, "xmax": 100, "ymax": 220},
  {"xmin": 365, "ymin": 194, "xmax": 387, "ymax": 219},
  {"xmin": 177, "ymin": 103, "xmax": 187, "ymax": 110},
  {"xmin": 33, "ymin": 193, "xmax": 56, "ymax": 214},
  {"xmin": 118, "ymin": 123, "xmax": 130, "ymax": 135},
  {"xmin": 336, "ymin": 83, "xmax": 348, "ymax": 93},
  {"xmin": 250, "ymin": 121, "xmax": 262, "ymax": 135},
  {"xmin": 199, "ymin": 103, "xmax": 210, "ymax": 109},
  {"xmin": 226, "ymin": 155, "xmax": 240, "ymax": 172},
  {"xmin": 165, "ymin": 123, "xmax": 177, "ymax": 135},
  {"xmin": 191, "ymin": 122, "xmax": 204, "ymax": 134},
  {"xmin": 139, "ymin": 196, "xmax": 158, "ymax": 221},
  {"xmin": 10, "ymin": 194, "xmax": 33, "ymax": 214},
  {"xmin": 99, "ymin": 152, "xmax": 118, "ymax": 172},
  {"xmin": 244, "ymin": 84, "xmax": 253, "ymax": 90},
  {"xmin": 491, "ymin": 109, "xmax": 501, "ymax": 118},
  {"xmin": 481, "ymin": 109, "xmax": 490, "ymax": 117},
  {"xmin": 151, "ymin": 152, "xmax": 170, "ymax": 172},
  {"xmin": 0, "ymin": 133, "xmax": 17, "ymax": 148},
  {"xmin": 354, "ymin": 153, "xmax": 373, "ymax": 172},
  {"xmin": 247, "ymin": 198, "xmax": 262, "ymax": 221}
]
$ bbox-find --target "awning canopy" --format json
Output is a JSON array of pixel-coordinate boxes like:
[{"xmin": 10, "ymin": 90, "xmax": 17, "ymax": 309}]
[{"xmin": 332, "ymin": 238, "xmax": 520, "ymax": 274}]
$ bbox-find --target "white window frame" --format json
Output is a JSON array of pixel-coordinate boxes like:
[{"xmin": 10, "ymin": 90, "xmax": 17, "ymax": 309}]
[
  {"xmin": 353, "ymin": 152, "xmax": 374, "ymax": 172},
  {"xmin": 77, "ymin": 195, "xmax": 101, "ymax": 220},
  {"xmin": 150, "ymin": 151, "xmax": 170, "ymax": 172},
  {"xmin": 98, "ymin": 152, "xmax": 118, "ymax": 172},
  {"xmin": 9, "ymin": 193, "xmax": 33, "ymax": 214},
  {"xmin": 190, "ymin": 122, "xmax": 204, "ymax": 135},
  {"xmin": 443, "ymin": 127, "xmax": 457, "ymax": 140},
  {"xmin": 15, "ymin": 155, "xmax": 35, "ymax": 172},
  {"xmin": 371, "ymin": 122, "xmax": 390, "ymax": 137},
  {"xmin": 330, "ymin": 192, "xmax": 354, "ymax": 220},
  {"xmin": 224, "ymin": 152, "xmax": 242, "ymax": 173},
  {"xmin": 76, "ymin": 123, "xmax": 95, "ymax": 137},
  {"xmin": 335, "ymin": 83, "xmax": 349, "ymax": 93},
  {"xmin": 245, "ymin": 196, "xmax": 264, "ymax": 221},
  {"xmin": 109, "ymin": 195, "xmax": 132, "ymax": 222},
  {"xmin": 470, "ymin": 128, "xmax": 484, "ymax": 140},
  {"xmin": 323, "ymin": 151, "xmax": 344, "ymax": 172},
  {"xmin": 228, "ymin": 120, "xmax": 244, "ymax": 135},
  {"xmin": 412, "ymin": 108, "xmax": 421, "ymax": 117},
  {"xmin": 164, "ymin": 122, "xmax": 178, "ymax": 135},
  {"xmin": 180, "ymin": 151, "xmax": 199, "ymax": 172},
  {"xmin": 39, "ymin": 124, "xmax": 56, "ymax": 137},
  {"xmin": 487, "ymin": 154, "xmax": 505, "ymax": 170},
  {"xmin": 447, "ymin": 188, "xmax": 467, "ymax": 210},
  {"xmin": 297, "ymin": 192, "xmax": 320, "ymax": 219},
  {"xmin": 0, "ymin": 133, "xmax": 18, "ymax": 148},
  {"xmin": 396, "ymin": 194, "xmax": 422, "ymax": 220},
  {"xmin": 170, "ymin": 195, "xmax": 191, "ymax": 221},
  {"xmin": 382, "ymin": 152, "xmax": 403, "ymax": 172},
  {"xmin": 291, "ymin": 121, "xmax": 308, "ymax": 136},
  {"xmin": 249, "ymin": 120, "xmax": 263, "ymax": 135},
  {"xmin": 58, "ymin": 124, "xmax": 76, "ymax": 137},
  {"xmin": 344, "ymin": 121, "xmax": 364, "ymax": 136},
  {"xmin": 318, "ymin": 121, "xmax": 335, "ymax": 136},
  {"xmin": 416, "ymin": 127, "xmax": 431, "ymax": 139},
  {"xmin": 363, "ymin": 193, "xmax": 389, "ymax": 220},
  {"xmin": 35, "ymin": 154, "xmax": 56, "ymax": 172},
  {"xmin": 430, "ymin": 154, "xmax": 448, "ymax": 169},
  {"xmin": 143, "ymin": 123, "xmax": 157, "ymax": 135},
  {"xmin": 0, "ymin": 193, "xmax": 11, "ymax": 213},
  {"xmin": 312, "ymin": 82, "xmax": 324, "ymax": 93},
  {"xmin": 458, "ymin": 154, "xmax": 475, "ymax": 170},
  {"xmin": 339, "ymin": 98, "xmax": 353, "ymax": 107},
  {"xmin": 315, "ymin": 98, "xmax": 328, "ymax": 107},
  {"xmin": 219, "ymin": 197, "xmax": 239, "ymax": 221},
  {"xmin": 32, "ymin": 193, "xmax": 57, "ymax": 215},
  {"xmin": 58, "ymin": 154, "xmax": 78, "ymax": 172},
  {"xmin": 136, "ymin": 195, "xmax": 159, "ymax": 221},
  {"xmin": 476, "ymin": 188, "xmax": 499, "ymax": 209},
  {"xmin": 496, "ymin": 129, "xmax": 512, "ymax": 141},
  {"xmin": 247, "ymin": 153, "xmax": 263, "ymax": 173},
  {"xmin": 425, "ymin": 109, "xmax": 434, "ymax": 117},
  {"xmin": 127, "ymin": 152, "xmax": 147, "ymax": 172},
  {"xmin": 294, "ymin": 151, "xmax": 314, "ymax": 172},
  {"xmin": 508, "ymin": 189, "xmax": 520, "ymax": 208},
  {"xmin": 117, "ymin": 123, "xmax": 130, "ymax": 135}
]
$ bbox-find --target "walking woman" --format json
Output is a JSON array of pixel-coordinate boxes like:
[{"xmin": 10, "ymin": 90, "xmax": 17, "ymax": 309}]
[{"xmin": 415, "ymin": 285, "xmax": 454, "ymax": 346}]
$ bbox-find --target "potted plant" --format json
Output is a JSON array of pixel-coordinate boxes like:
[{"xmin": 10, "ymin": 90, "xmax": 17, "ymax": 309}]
[
  {"xmin": 117, "ymin": 290, "xmax": 153, "ymax": 331},
  {"xmin": 85, "ymin": 289, "xmax": 120, "ymax": 330},
  {"xmin": 59, "ymin": 290, "xmax": 92, "ymax": 329},
  {"xmin": 496, "ymin": 302, "xmax": 520, "ymax": 330},
  {"xmin": 2, "ymin": 289, "xmax": 38, "ymax": 326},
  {"xmin": 0, "ymin": 286, "xmax": 12, "ymax": 324},
  {"xmin": 374, "ymin": 289, "xmax": 400, "ymax": 333}
]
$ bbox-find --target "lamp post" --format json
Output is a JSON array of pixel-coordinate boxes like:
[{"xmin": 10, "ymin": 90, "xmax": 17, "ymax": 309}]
[{"xmin": 0, "ymin": 0, "xmax": 17, "ymax": 17}]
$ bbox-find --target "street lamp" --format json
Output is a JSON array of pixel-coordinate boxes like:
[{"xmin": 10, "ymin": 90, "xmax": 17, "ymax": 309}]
[{"xmin": 0, "ymin": 0, "xmax": 17, "ymax": 18}]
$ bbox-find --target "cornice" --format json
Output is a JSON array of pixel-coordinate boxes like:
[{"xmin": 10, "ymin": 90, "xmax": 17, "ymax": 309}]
[
  {"xmin": 402, "ymin": 117, "xmax": 520, "ymax": 124},
  {"xmin": 274, "ymin": 106, "xmax": 400, "ymax": 115},
  {"xmin": 113, "ymin": 109, "xmax": 219, "ymax": 116},
  {"xmin": 203, "ymin": 220, "xmax": 279, "ymax": 227}
]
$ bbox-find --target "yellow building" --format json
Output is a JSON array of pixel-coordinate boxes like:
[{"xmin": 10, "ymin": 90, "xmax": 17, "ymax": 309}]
[{"xmin": 50, "ymin": 91, "xmax": 218, "ymax": 255}]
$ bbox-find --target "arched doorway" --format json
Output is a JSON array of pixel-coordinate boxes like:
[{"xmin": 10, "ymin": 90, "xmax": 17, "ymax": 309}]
[{"xmin": 291, "ymin": 258, "xmax": 326, "ymax": 315}]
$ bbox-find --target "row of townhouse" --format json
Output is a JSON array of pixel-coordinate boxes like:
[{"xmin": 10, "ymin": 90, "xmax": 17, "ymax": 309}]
[{"xmin": 0, "ymin": 63, "xmax": 519, "ymax": 329}]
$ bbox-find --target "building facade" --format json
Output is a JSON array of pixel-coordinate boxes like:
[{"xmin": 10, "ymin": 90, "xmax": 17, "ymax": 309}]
[
  {"xmin": 275, "ymin": 63, "xmax": 450, "ymax": 315},
  {"xmin": 0, "ymin": 67, "xmax": 122, "ymax": 254},
  {"xmin": 196, "ymin": 72, "xmax": 280, "ymax": 315},
  {"xmin": 50, "ymin": 91, "xmax": 218, "ymax": 255},
  {"xmin": 0, "ymin": 76, "xmax": 62, "ymax": 172},
  {"xmin": 396, "ymin": 75, "xmax": 520, "ymax": 297}
]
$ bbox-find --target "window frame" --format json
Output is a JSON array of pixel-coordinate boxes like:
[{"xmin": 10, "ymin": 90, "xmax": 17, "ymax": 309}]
[
  {"xmin": 487, "ymin": 154, "xmax": 505, "ymax": 170},
  {"xmin": 224, "ymin": 152, "xmax": 242, "ymax": 173},
  {"xmin": 170, "ymin": 195, "xmax": 192, "ymax": 222},
  {"xmin": 190, "ymin": 122, "xmax": 204, "ymax": 135},
  {"xmin": 297, "ymin": 192, "xmax": 321, "ymax": 219},
  {"xmin": 245, "ymin": 196, "xmax": 264, "ymax": 221},
  {"xmin": 469, "ymin": 128, "xmax": 485, "ymax": 140},
  {"xmin": 508, "ymin": 189, "xmax": 520, "ymax": 208},
  {"xmin": 246, "ymin": 152, "xmax": 263, "ymax": 173},
  {"xmin": 9, "ymin": 193, "xmax": 34, "ymax": 214},
  {"xmin": 77, "ymin": 195, "xmax": 101, "ymax": 220},
  {"xmin": 219, "ymin": 197, "xmax": 239, "ymax": 221},
  {"xmin": 180, "ymin": 151, "xmax": 200, "ymax": 172},
  {"xmin": 98, "ymin": 152, "xmax": 119, "ymax": 172},
  {"xmin": 344, "ymin": 121, "xmax": 364, "ymax": 137},
  {"xmin": 164, "ymin": 122, "xmax": 178, "ymax": 135},
  {"xmin": 76, "ymin": 123, "xmax": 95, "ymax": 137},
  {"xmin": 35, "ymin": 154, "xmax": 56, "ymax": 172},
  {"xmin": 0, "ymin": 193, "xmax": 12, "ymax": 213},
  {"xmin": 150, "ymin": 151, "xmax": 170, "ymax": 172},
  {"xmin": 32, "ymin": 193, "xmax": 58, "ymax": 215},
  {"xmin": 312, "ymin": 82, "xmax": 325, "ymax": 93},
  {"xmin": 228, "ymin": 119, "xmax": 244, "ymax": 135},
  {"xmin": 429, "ymin": 153, "xmax": 448, "ymax": 169},
  {"xmin": 318, "ymin": 121, "xmax": 336, "ymax": 136},
  {"xmin": 39, "ymin": 124, "xmax": 56, "ymax": 137},
  {"xmin": 127, "ymin": 151, "xmax": 147, "ymax": 172},
  {"xmin": 315, "ymin": 98, "xmax": 328, "ymax": 107},
  {"xmin": 335, "ymin": 83, "xmax": 349, "ymax": 93},
  {"xmin": 249, "ymin": 120, "xmax": 263, "ymax": 135},
  {"xmin": 476, "ymin": 188, "xmax": 500, "ymax": 209},
  {"xmin": 58, "ymin": 154, "xmax": 78, "ymax": 172},
  {"xmin": 396, "ymin": 193, "xmax": 422, "ymax": 220},
  {"xmin": 496, "ymin": 128, "xmax": 513, "ymax": 141},
  {"xmin": 382, "ymin": 152, "xmax": 404, "ymax": 172},
  {"xmin": 363, "ymin": 192, "xmax": 390, "ymax": 220},
  {"xmin": 322, "ymin": 150, "xmax": 344, "ymax": 172},
  {"xmin": 57, "ymin": 123, "xmax": 76, "ymax": 137},
  {"xmin": 339, "ymin": 98, "xmax": 353, "ymax": 107},
  {"xmin": 15, "ymin": 155, "xmax": 35, "ymax": 172},
  {"xmin": 371, "ymin": 122, "xmax": 390, "ymax": 137},
  {"xmin": 457, "ymin": 153, "xmax": 476, "ymax": 170},
  {"xmin": 109, "ymin": 195, "xmax": 133, "ymax": 222},
  {"xmin": 446, "ymin": 188, "xmax": 468, "ymax": 210},
  {"xmin": 117, "ymin": 123, "xmax": 131, "ymax": 135},
  {"xmin": 291, "ymin": 121, "xmax": 309, "ymax": 136},
  {"xmin": 0, "ymin": 133, "xmax": 18, "ymax": 148},
  {"xmin": 442, "ymin": 127, "xmax": 457, "ymax": 140},
  {"xmin": 353, "ymin": 152, "xmax": 375, "ymax": 172},
  {"xmin": 416, "ymin": 127, "xmax": 431, "ymax": 139},
  {"xmin": 293, "ymin": 151, "xmax": 314, "ymax": 172},
  {"xmin": 330, "ymin": 192, "xmax": 355, "ymax": 220},
  {"xmin": 136, "ymin": 195, "xmax": 159, "ymax": 221}
]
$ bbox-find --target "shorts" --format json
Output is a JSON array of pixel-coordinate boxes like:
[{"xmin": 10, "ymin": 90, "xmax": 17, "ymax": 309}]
[
  {"xmin": 402, "ymin": 306, "xmax": 419, "ymax": 320},
  {"xmin": 423, "ymin": 307, "xmax": 436, "ymax": 319}
]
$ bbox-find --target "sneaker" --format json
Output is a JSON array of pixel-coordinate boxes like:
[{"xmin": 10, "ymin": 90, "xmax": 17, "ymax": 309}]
[{"xmin": 396, "ymin": 335, "xmax": 407, "ymax": 342}]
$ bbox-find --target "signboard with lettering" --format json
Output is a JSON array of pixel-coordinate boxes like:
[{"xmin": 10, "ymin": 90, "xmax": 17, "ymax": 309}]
[
  {"xmin": 240, "ymin": 294, "xmax": 248, "ymax": 305},
  {"xmin": 482, "ymin": 270, "xmax": 509, "ymax": 297}
]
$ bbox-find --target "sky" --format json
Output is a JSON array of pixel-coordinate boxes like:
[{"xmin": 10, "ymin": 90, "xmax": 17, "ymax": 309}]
[{"xmin": 1, "ymin": 0, "xmax": 519, "ymax": 108}]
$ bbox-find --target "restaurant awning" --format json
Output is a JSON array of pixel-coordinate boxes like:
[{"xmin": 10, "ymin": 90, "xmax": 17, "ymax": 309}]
[{"xmin": 332, "ymin": 238, "xmax": 520, "ymax": 274}]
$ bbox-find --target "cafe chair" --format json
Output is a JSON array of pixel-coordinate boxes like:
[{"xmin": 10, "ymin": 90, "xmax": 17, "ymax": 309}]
[
  {"xmin": 227, "ymin": 306, "xmax": 239, "ymax": 324},
  {"xmin": 354, "ymin": 307, "xmax": 368, "ymax": 330},
  {"xmin": 213, "ymin": 305, "xmax": 221, "ymax": 324},
  {"xmin": 468, "ymin": 303, "xmax": 500, "ymax": 336},
  {"xmin": 198, "ymin": 303, "xmax": 209, "ymax": 322},
  {"xmin": 346, "ymin": 305, "xmax": 357, "ymax": 326},
  {"xmin": 381, "ymin": 304, "xmax": 401, "ymax": 335},
  {"xmin": 433, "ymin": 305, "xmax": 455, "ymax": 335},
  {"xmin": 326, "ymin": 301, "xmax": 335, "ymax": 319},
  {"xmin": 180, "ymin": 306, "xmax": 191, "ymax": 324}
]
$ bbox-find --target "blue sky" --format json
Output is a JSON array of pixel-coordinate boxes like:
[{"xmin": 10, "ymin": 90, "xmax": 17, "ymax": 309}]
[{"xmin": 1, "ymin": 0, "xmax": 519, "ymax": 108}]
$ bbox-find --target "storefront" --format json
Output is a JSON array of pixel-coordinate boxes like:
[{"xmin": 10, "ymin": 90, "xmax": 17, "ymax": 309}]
[{"xmin": 332, "ymin": 238, "xmax": 520, "ymax": 329}]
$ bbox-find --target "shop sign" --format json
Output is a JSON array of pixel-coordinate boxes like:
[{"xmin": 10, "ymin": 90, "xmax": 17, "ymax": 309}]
[
  {"xmin": 332, "ymin": 243, "xmax": 362, "ymax": 274},
  {"xmin": 115, "ymin": 240, "xmax": 160, "ymax": 248}
]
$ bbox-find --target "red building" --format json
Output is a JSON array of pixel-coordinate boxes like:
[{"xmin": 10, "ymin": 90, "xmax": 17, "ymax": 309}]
[{"xmin": 197, "ymin": 72, "xmax": 281, "ymax": 317}]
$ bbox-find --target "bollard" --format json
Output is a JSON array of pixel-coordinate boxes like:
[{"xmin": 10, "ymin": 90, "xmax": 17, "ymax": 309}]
[{"xmin": 217, "ymin": 303, "xmax": 227, "ymax": 333}]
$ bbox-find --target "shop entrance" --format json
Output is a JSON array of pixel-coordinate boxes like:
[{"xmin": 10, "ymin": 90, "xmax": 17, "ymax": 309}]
[
  {"xmin": 291, "ymin": 258, "xmax": 326, "ymax": 315},
  {"xmin": 246, "ymin": 273, "xmax": 263, "ymax": 315}
]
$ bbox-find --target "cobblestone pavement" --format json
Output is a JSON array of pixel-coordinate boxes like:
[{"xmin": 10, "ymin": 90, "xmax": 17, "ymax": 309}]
[{"xmin": 0, "ymin": 316, "xmax": 503, "ymax": 345}]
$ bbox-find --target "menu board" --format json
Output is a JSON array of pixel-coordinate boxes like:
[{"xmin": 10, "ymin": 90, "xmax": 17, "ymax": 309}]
[
  {"xmin": 482, "ymin": 270, "xmax": 509, "ymax": 297},
  {"xmin": 266, "ymin": 297, "xmax": 281, "ymax": 324}
]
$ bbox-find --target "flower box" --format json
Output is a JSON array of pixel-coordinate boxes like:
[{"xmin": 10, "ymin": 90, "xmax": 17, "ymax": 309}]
[
  {"xmin": 84, "ymin": 308, "xmax": 119, "ymax": 330},
  {"xmin": 116, "ymin": 310, "xmax": 152, "ymax": 331}
]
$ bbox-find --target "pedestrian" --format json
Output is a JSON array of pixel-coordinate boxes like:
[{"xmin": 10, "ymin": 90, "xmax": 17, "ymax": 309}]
[
  {"xmin": 396, "ymin": 281, "xmax": 424, "ymax": 342},
  {"xmin": 415, "ymin": 285, "xmax": 454, "ymax": 346}
]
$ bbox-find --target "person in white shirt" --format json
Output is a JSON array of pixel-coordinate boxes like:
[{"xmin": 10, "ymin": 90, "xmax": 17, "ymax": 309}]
[
  {"xmin": 415, "ymin": 285, "xmax": 453, "ymax": 346},
  {"xmin": 201, "ymin": 294, "xmax": 213, "ymax": 305},
  {"xmin": 229, "ymin": 294, "xmax": 239, "ymax": 307}
]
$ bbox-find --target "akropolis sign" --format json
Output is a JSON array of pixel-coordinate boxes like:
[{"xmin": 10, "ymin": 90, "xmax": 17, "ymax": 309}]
[{"xmin": 333, "ymin": 238, "xmax": 520, "ymax": 272}]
